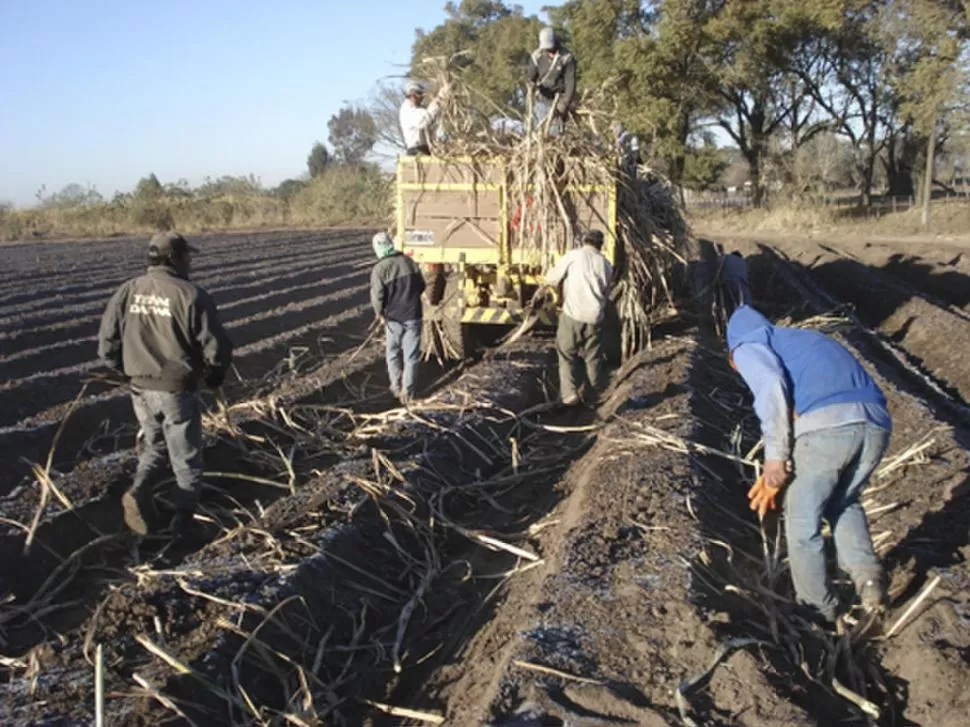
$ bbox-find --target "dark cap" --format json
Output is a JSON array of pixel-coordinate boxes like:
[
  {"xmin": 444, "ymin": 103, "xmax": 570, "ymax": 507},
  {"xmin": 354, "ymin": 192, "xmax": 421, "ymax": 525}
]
[
  {"xmin": 583, "ymin": 229, "xmax": 605, "ymax": 247},
  {"xmin": 148, "ymin": 232, "xmax": 198, "ymax": 260}
]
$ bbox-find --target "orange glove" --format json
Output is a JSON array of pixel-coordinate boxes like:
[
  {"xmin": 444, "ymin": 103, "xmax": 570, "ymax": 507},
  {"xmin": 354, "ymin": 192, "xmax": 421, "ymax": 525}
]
[{"xmin": 747, "ymin": 474, "xmax": 781, "ymax": 519}]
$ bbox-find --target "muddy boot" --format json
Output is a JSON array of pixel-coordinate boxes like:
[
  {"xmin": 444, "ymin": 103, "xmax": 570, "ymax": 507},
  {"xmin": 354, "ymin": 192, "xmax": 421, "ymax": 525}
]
[
  {"xmin": 560, "ymin": 394, "xmax": 581, "ymax": 407},
  {"xmin": 122, "ymin": 487, "xmax": 156, "ymax": 536},
  {"xmin": 859, "ymin": 579, "xmax": 886, "ymax": 612}
]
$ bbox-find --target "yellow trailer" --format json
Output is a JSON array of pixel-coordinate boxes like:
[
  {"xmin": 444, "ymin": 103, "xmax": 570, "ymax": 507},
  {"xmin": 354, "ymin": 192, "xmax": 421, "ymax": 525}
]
[{"xmin": 395, "ymin": 155, "xmax": 619, "ymax": 358}]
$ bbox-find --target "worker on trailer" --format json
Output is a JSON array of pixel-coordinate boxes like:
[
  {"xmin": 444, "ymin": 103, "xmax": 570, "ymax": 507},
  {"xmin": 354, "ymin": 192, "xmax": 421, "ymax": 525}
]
[
  {"xmin": 726, "ymin": 300, "xmax": 891, "ymax": 622},
  {"xmin": 98, "ymin": 232, "xmax": 233, "ymax": 538},
  {"xmin": 526, "ymin": 27, "xmax": 577, "ymax": 133},
  {"xmin": 611, "ymin": 120, "xmax": 641, "ymax": 174},
  {"xmin": 370, "ymin": 232, "xmax": 426, "ymax": 405},
  {"xmin": 399, "ymin": 79, "xmax": 449, "ymax": 156},
  {"xmin": 542, "ymin": 230, "xmax": 614, "ymax": 406}
]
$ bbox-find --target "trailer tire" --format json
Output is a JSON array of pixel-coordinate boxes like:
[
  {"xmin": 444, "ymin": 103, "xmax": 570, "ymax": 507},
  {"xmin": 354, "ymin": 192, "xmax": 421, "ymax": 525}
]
[{"xmin": 423, "ymin": 274, "xmax": 471, "ymax": 361}]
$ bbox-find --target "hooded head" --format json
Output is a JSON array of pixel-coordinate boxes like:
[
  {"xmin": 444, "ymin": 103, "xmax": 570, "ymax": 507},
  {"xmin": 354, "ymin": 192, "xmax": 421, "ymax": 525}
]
[
  {"xmin": 726, "ymin": 305, "xmax": 773, "ymax": 354},
  {"xmin": 372, "ymin": 231, "xmax": 396, "ymax": 259},
  {"xmin": 538, "ymin": 27, "xmax": 557, "ymax": 51}
]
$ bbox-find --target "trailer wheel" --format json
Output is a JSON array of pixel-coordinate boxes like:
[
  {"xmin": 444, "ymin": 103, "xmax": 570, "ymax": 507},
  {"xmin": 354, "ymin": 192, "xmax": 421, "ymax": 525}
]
[{"xmin": 422, "ymin": 274, "xmax": 471, "ymax": 361}]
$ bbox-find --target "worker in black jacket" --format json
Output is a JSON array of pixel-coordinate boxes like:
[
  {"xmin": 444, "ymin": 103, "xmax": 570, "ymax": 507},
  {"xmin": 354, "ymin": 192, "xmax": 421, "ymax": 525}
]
[
  {"xmin": 370, "ymin": 232, "xmax": 425, "ymax": 404},
  {"xmin": 98, "ymin": 232, "xmax": 233, "ymax": 537},
  {"xmin": 526, "ymin": 27, "xmax": 577, "ymax": 133}
]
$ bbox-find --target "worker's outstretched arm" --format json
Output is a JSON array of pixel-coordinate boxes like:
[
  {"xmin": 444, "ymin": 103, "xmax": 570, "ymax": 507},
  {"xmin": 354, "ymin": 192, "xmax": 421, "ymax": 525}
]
[
  {"xmin": 732, "ymin": 342, "xmax": 792, "ymax": 464},
  {"xmin": 543, "ymin": 251, "xmax": 573, "ymax": 287}
]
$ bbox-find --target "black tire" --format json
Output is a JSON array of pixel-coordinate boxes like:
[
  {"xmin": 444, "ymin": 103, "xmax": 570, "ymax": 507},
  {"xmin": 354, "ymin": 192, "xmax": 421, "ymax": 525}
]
[{"xmin": 422, "ymin": 273, "xmax": 470, "ymax": 361}]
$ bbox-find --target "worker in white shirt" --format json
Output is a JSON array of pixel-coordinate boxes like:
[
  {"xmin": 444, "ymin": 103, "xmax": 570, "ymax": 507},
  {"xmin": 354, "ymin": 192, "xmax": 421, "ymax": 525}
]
[
  {"xmin": 542, "ymin": 230, "xmax": 614, "ymax": 406},
  {"xmin": 399, "ymin": 80, "xmax": 449, "ymax": 156}
]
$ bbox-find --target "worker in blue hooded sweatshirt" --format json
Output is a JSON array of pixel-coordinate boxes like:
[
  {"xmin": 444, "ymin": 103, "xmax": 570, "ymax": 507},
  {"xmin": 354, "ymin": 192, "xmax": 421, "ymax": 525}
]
[{"xmin": 727, "ymin": 304, "xmax": 892, "ymax": 622}]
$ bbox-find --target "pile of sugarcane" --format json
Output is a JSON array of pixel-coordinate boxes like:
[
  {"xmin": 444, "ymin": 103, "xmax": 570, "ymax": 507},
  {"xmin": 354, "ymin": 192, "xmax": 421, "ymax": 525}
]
[{"xmin": 413, "ymin": 63, "xmax": 694, "ymax": 359}]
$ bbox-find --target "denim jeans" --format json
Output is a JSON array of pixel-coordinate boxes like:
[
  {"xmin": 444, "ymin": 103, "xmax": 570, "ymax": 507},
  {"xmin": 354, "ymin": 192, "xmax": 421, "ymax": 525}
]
[
  {"xmin": 556, "ymin": 314, "xmax": 605, "ymax": 402},
  {"xmin": 130, "ymin": 389, "xmax": 203, "ymax": 511},
  {"xmin": 385, "ymin": 319, "xmax": 422, "ymax": 397},
  {"xmin": 534, "ymin": 99, "xmax": 563, "ymax": 136},
  {"xmin": 784, "ymin": 422, "xmax": 889, "ymax": 619}
]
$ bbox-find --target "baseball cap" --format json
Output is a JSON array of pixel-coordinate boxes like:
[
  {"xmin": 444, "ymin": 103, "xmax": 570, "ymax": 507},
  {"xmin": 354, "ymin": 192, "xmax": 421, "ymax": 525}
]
[{"xmin": 148, "ymin": 232, "xmax": 198, "ymax": 259}]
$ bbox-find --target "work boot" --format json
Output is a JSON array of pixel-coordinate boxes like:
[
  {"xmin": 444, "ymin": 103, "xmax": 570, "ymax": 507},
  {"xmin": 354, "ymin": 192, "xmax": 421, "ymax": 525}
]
[
  {"xmin": 122, "ymin": 487, "xmax": 156, "ymax": 536},
  {"xmin": 859, "ymin": 579, "xmax": 887, "ymax": 612}
]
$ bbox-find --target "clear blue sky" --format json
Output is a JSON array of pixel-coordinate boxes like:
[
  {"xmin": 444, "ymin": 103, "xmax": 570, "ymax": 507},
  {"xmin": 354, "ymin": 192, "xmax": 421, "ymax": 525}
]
[{"xmin": 0, "ymin": 1, "xmax": 550, "ymax": 207}]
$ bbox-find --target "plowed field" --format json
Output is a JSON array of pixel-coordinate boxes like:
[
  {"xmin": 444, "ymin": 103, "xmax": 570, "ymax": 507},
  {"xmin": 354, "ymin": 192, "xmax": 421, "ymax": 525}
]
[{"xmin": 1, "ymin": 230, "xmax": 967, "ymax": 726}]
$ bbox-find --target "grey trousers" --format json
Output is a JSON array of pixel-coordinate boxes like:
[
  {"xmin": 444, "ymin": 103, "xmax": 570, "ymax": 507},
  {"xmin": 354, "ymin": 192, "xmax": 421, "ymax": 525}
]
[
  {"xmin": 386, "ymin": 319, "xmax": 422, "ymax": 397},
  {"xmin": 556, "ymin": 314, "xmax": 605, "ymax": 401},
  {"xmin": 130, "ymin": 389, "xmax": 203, "ymax": 511}
]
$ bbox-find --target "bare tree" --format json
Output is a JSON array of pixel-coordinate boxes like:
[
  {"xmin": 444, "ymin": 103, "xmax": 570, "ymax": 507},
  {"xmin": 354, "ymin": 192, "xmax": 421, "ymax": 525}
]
[{"xmin": 367, "ymin": 81, "xmax": 407, "ymax": 159}]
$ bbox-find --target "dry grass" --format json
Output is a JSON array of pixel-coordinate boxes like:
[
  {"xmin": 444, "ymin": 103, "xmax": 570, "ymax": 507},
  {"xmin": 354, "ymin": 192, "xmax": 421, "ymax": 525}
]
[{"xmin": 690, "ymin": 197, "xmax": 970, "ymax": 238}]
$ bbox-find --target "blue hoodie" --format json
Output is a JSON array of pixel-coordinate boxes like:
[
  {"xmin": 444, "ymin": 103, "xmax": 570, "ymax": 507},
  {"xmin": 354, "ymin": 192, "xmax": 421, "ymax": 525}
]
[{"xmin": 727, "ymin": 305, "xmax": 890, "ymax": 460}]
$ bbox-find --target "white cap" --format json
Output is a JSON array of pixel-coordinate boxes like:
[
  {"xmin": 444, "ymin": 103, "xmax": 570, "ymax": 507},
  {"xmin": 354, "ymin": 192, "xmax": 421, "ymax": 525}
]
[
  {"xmin": 404, "ymin": 80, "xmax": 426, "ymax": 96},
  {"xmin": 539, "ymin": 27, "xmax": 556, "ymax": 50}
]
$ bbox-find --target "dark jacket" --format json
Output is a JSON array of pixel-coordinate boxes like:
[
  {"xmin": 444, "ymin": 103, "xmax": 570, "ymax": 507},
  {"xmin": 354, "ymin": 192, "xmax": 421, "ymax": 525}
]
[
  {"xmin": 98, "ymin": 265, "xmax": 233, "ymax": 392},
  {"xmin": 370, "ymin": 253, "xmax": 425, "ymax": 323},
  {"xmin": 526, "ymin": 47, "xmax": 577, "ymax": 112}
]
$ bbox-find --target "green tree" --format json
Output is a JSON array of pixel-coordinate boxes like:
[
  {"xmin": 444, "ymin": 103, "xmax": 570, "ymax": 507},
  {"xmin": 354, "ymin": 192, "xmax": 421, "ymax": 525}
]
[
  {"xmin": 196, "ymin": 174, "xmax": 263, "ymax": 197},
  {"xmin": 307, "ymin": 142, "xmax": 331, "ymax": 178},
  {"xmin": 40, "ymin": 182, "xmax": 104, "ymax": 208},
  {"xmin": 134, "ymin": 173, "xmax": 164, "ymax": 200},
  {"xmin": 327, "ymin": 106, "xmax": 378, "ymax": 165},
  {"xmin": 273, "ymin": 178, "xmax": 309, "ymax": 201},
  {"xmin": 682, "ymin": 136, "xmax": 730, "ymax": 191},
  {"xmin": 411, "ymin": 0, "xmax": 542, "ymax": 111}
]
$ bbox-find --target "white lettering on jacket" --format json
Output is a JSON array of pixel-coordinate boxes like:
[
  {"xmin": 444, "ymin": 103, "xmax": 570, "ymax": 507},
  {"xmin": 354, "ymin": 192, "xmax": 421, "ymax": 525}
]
[{"xmin": 129, "ymin": 293, "xmax": 172, "ymax": 318}]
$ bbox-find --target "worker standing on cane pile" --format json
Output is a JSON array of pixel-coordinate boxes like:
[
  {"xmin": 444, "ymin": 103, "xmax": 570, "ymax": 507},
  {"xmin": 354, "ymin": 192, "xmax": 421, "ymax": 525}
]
[
  {"xmin": 526, "ymin": 27, "xmax": 577, "ymax": 134},
  {"xmin": 399, "ymin": 80, "xmax": 449, "ymax": 156},
  {"xmin": 98, "ymin": 232, "xmax": 233, "ymax": 539},
  {"xmin": 726, "ymin": 302, "xmax": 891, "ymax": 623},
  {"xmin": 370, "ymin": 232, "xmax": 426, "ymax": 405},
  {"xmin": 542, "ymin": 230, "xmax": 614, "ymax": 407}
]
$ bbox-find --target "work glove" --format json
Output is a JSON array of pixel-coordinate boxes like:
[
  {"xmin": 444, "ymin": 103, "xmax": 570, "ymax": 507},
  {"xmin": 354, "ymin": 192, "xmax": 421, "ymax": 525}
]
[{"xmin": 747, "ymin": 474, "xmax": 781, "ymax": 519}]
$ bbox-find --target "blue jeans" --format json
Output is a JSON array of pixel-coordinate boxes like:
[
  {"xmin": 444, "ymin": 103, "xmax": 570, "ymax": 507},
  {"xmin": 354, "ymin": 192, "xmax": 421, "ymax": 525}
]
[
  {"xmin": 784, "ymin": 422, "xmax": 889, "ymax": 619},
  {"xmin": 534, "ymin": 99, "xmax": 563, "ymax": 136},
  {"xmin": 130, "ymin": 389, "xmax": 203, "ymax": 511},
  {"xmin": 385, "ymin": 319, "xmax": 422, "ymax": 397}
]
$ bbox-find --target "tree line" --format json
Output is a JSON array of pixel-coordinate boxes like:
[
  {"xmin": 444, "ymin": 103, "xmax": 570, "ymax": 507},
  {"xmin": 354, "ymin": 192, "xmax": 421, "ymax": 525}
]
[{"xmin": 388, "ymin": 0, "xmax": 968, "ymax": 209}]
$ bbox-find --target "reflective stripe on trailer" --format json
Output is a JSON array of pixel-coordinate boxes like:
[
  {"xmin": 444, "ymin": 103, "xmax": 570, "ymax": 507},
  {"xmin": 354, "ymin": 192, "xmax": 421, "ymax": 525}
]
[{"xmin": 460, "ymin": 307, "xmax": 557, "ymax": 325}]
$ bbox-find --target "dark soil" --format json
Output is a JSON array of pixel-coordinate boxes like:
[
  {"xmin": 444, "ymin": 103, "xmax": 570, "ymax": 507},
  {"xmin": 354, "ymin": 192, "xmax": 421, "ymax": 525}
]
[{"xmin": 3, "ymin": 229, "xmax": 969, "ymax": 726}]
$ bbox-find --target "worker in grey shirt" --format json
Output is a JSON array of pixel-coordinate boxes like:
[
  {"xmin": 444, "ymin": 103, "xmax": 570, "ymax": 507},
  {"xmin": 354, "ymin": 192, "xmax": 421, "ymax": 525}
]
[{"xmin": 543, "ymin": 230, "xmax": 614, "ymax": 405}]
